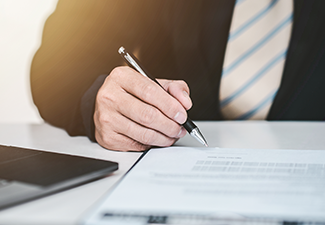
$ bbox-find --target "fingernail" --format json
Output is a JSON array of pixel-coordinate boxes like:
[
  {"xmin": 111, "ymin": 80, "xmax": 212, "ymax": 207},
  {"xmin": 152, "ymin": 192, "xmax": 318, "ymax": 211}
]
[
  {"xmin": 177, "ymin": 127, "xmax": 186, "ymax": 138},
  {"xmin": 183, "ymin": 91, "xmax": 192, "ymax": 105},
  {"xmin": 174, "ymin": 111, "xmax": 186, "ymax": 124}
]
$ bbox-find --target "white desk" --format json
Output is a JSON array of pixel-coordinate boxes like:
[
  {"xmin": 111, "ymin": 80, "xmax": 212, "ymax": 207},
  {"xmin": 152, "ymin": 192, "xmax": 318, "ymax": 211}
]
[{"xmin": 0, "ymin": 121, "xmax": 324, "ymax": 225}]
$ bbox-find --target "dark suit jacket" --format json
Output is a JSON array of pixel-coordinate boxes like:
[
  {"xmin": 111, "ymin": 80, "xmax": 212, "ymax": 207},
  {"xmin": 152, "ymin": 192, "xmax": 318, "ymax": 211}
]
[{"xmin": 31, "ymin": 0, "xmax": 325, "ymax": 142}]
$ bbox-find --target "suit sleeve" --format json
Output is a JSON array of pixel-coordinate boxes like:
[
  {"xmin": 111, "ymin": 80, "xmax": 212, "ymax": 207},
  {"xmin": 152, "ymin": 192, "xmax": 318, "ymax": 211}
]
[{"xmin": 30, "ymin": 0, "xmax": 149, "ymax": 140}]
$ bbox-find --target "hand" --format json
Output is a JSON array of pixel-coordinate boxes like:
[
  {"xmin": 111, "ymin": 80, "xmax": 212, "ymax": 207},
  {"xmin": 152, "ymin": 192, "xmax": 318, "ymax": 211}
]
[{"xmin": 94, "ymin": 66, "xmax": 192, "ymax": 151}]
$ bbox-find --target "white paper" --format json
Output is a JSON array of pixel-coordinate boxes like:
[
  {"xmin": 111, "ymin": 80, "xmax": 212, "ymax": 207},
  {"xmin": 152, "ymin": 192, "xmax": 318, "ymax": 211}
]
[{"xmin": 83, "ymin": 147, "xmax": 325, "ymax": 225}]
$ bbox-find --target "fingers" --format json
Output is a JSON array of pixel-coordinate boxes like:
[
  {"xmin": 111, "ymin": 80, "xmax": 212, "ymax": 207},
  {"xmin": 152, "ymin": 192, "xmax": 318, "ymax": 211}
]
[
  {"xmin": 94, "ymin": 96, "xmax": 150, "ymax": 152},
  {"xmin": 116, "ymin": 91, "xmax": 184, "ymax": 139},
  {"xmin": 94, "ymin": 66, "xmax": 189, "ymax": 151},
  {"xmin": 158, "ymin": 79, "xmax": 193, "ymax": 110},
  {"xmin": 120, "ymin": 69, "xmax": 188, "ymax": 125},
  {"xmin": 95, "ymin": 129, "xmax": 150, "ymax": 152},
  {"xmin": 95, "ymin": 104, "xmax": 186, "ymax": 151}
]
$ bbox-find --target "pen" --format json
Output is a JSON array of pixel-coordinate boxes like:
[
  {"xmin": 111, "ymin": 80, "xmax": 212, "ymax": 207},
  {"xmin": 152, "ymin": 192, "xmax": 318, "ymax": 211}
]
[{"xmin": 118, "ymin": 46, "xmax": 208, "ymax": 147}]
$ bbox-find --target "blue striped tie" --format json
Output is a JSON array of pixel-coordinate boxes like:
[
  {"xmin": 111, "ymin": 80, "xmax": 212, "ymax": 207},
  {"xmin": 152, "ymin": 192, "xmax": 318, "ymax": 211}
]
[{"xmin": 220, "ymin": 0, "xmax": 293, "ymax": 120}]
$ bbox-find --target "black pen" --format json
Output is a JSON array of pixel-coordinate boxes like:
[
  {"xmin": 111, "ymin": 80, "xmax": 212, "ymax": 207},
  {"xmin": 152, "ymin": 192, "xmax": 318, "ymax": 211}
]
[{"xmin": 118, "ymin": 46, "xmax": 208, "ymax": 147}]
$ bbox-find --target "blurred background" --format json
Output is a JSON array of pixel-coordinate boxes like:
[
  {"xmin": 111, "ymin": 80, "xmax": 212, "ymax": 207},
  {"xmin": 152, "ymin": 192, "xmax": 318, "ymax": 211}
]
[{"xmin": 0, "ymin": 0, "xmax": 58, "ymax": 123}]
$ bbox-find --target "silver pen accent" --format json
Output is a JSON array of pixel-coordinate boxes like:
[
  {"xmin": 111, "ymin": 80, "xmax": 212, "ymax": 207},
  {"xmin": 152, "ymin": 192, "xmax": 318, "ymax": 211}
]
[
  {"xmin": 118, "ymin": 46, "xmax": 208, "ymax": 147},
  {"xmin": 118, "ymin": 47, "xmax": 147, "ymax": 77},
  {"xmin": 190, "ymin": 128, "xmax": 208, "ymax": 147}
]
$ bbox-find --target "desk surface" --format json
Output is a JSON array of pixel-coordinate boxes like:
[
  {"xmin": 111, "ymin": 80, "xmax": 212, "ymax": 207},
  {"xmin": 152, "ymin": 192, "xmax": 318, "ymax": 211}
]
[{"xmin": 0, "ymin": 121, "xmax": 324, "ymax": 225}]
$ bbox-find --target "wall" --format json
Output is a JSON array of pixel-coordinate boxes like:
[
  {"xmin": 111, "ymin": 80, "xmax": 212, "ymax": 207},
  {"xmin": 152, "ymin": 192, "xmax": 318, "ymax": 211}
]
[{"xmin": 0, "ymin": 0, "xmax": 58, "ymax": 123}]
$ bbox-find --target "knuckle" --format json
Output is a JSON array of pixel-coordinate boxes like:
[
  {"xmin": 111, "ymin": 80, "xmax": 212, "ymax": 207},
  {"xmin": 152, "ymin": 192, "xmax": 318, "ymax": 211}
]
[
  {"xmin": 129, "ymin": 141, "xmax": 150, "ymax": 152},
  {"xmin": 97, "ymin": 112, "xmax": 110, "ymax": 124},
  {"xmin": 101, "ymin": 135, "xmax": 112, "ymax": 147},
  {"xmin": 96, "ymin": 87, "xmax": 117, "ymax": 107},
  {"xmin": 176, "ymin": 79, "xmax": 190, "ymax": 92},
  {"xmin": 140, "ymin": 83, "xmax": 155, "ymax": 100},
  {"xmin": 140, "ymin": 129, "xmax": 155, "ymax": 145},
  {"xmin": 96, "ymin": 112, "xmax": 118, "ymax": 133},
  {"xmin": 108, "ymin": 66, "xmax": 130, "ymax": 84},
  {"xmin": 96, "ymin": 130, "xmax": 114, "ymax": 149},
  {"xmin": 139, "ymin": 106, "xmax": 157, "ymax": 125},
  {"xmin": 169, "ymin": 124, "xmax": 182, "ymax": 138},
  {"xmin": 96, "ymin": 86, "xmax": 108, "ymax": 100},
  {"xmin": 166, "ymin": 101, "xmax": 180, "ymax": 116},
  {"xmin": 96, "ymin": 91, "xmax": 107, "ymax": 105},
  {"xmin": 110, "ymin": 66, "xmax": 124, "ymax": 78}
]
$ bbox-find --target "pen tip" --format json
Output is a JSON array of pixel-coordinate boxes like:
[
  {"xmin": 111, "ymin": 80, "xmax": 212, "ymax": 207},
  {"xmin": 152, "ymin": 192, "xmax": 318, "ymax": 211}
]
[{"xmin": 189, "ymin": 128, "xmax": 209, "ymax": 147}]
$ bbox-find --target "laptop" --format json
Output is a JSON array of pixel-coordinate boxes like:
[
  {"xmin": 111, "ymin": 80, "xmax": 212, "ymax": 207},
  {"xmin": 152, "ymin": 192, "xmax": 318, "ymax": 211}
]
[{"xmin": 0, "ymin": 144, "xmax": 118, "ymax": 210}]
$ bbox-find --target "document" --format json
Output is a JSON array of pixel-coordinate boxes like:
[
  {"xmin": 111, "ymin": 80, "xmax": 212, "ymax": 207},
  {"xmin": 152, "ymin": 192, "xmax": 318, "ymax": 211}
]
[{"xmin": 83, "ymin": 147, "xmax": 325, "ymax": 225}]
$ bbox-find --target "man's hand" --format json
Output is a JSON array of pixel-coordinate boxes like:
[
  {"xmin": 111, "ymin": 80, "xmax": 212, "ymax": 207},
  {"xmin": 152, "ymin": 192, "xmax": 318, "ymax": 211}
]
[{"xmin": 94, "ymin": 66, "xmax": 192, "ymax": 151}]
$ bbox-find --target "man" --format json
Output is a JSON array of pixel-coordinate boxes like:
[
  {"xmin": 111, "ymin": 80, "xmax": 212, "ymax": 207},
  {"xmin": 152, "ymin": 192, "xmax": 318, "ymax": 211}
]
[{"xmin": 31, "ymin": 0, "xmax": 325, "ymax": 151}]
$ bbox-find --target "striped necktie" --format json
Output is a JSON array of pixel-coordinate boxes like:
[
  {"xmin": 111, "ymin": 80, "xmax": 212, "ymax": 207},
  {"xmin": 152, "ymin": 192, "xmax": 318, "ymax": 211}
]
[{"xmin": 219, "ymin": 0, "xmax": 293, "ymax": 120}]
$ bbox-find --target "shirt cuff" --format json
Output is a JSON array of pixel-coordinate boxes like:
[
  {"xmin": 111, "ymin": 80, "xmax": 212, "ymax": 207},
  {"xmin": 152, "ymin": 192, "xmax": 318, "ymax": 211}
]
[{"xmin": 80, "ymin": 74, "xmax": 108, "ymax": 142}]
